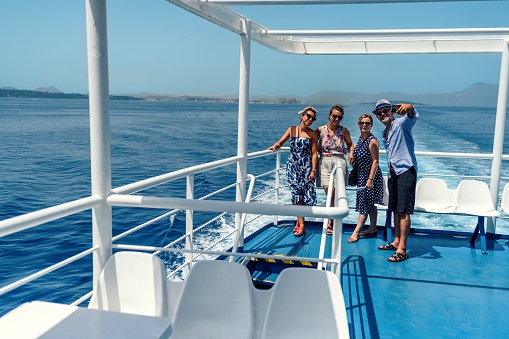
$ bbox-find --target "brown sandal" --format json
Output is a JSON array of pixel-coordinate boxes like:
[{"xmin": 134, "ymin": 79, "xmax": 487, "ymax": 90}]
[{"xmin": 348, "ymin": 236, "xmax": 358, "ymax": 243}]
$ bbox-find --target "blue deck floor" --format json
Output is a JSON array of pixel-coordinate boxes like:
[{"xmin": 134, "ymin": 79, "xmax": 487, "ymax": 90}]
[{"xmin": 242, "ymin": 220, "xmax": 509, "ymax": 338}]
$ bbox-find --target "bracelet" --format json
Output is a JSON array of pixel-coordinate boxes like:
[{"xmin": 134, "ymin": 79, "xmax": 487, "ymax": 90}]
[
  {"xmin": 368, "ymin": 177, "xmax": 373, "ymax": 180},
  {"xmin": 312, "ymin": 169, "xmax": 317, "ymax": 173}
]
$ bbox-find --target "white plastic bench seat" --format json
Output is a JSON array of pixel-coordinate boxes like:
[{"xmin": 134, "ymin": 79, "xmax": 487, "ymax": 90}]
[
  {"xmin": 88, "ymin": 251, "xmax": 169, "ymax": 317},
  {"xmin": 414, "ymin": 178, "xmax": 454, "ymax": 213},
  {"xmin": 381, "ymin": 179, "xmax": 500, "ymax": 253},
  {"xmin": 261, "ymin": 268, "xmax": 349, "ymax": 339},
  {"xmin": 412, "ymin": 179, "xmax": 500, "ymax": 253},
  {"xmin": 454, "ymin": 180, "xmax": 500, "ymax": 253},
  {"xmin": 170, "ymin": 260, "xmax": 255, "ymax": 339},
  {"xmin": 454, "ymin": 180, "xmax": 500, "ymax": 217}
]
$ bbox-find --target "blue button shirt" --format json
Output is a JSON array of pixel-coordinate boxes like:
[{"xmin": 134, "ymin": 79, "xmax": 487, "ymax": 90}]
[{"xmin": 382, "ymin": 109, "xmax": 419, "ymax": 176}]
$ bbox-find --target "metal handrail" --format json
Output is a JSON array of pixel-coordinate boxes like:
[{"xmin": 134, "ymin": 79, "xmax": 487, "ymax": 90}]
[
  {"xmin": 230, "ymin": 174, "xmax": 256, "ymax": 261},
  {"xmin": 1, "ymin": 148, "xmax": 508, "ymax": 303}
]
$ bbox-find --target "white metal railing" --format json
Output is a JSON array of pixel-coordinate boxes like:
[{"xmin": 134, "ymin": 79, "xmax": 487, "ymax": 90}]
[
  {"xmin": 230, "ymin": 174, "xmax": 256, "ymax": 261},
  {"xmin": 317, "ymin": 163, "xmax": 346, "ymax": 272},
  {"xmin": 1, "ymin": 148, "xmax": 509, "ymax": 304},
  {"xmin": 0, "ymin": 195, "xmax": 102, "ymax": 238}
]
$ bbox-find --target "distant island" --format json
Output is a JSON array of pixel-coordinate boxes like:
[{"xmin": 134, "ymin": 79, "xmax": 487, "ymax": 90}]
[
  {"xmin": 0, "ymin": 82, "xmax": 500, "ymax": 107},
  {"xmin": 0, "ymin": 87, "xmax": 141, "ymax": 101},
  {"xmin": 0, "ymin": 87, "xmax": 304, "ymax": 104}
]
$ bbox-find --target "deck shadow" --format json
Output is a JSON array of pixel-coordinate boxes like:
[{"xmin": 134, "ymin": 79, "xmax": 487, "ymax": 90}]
[{"xmin": 341, "ymin": 255, "xmax": 380, "ymax": 339}]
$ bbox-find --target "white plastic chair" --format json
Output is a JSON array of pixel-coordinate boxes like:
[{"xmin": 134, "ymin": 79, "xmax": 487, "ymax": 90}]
[
  {"xmin": 501, "ymin": 183, "xmax": 509, "ymax": 214},
  {"xmin": 261, "ymin": 268, "xmax": 350, "ymax": 339},
  {"xmin": 88, "ymin": 251, "xmax": 169, "ymax": 317},
  {"xmin": 414, "ymin": 177, "xmax": 454, "ymax": 213},
  {"xmin": 454, "ymin": 180, "xmax": 500, "ymax": 254},
  {"xmin": 454, "ymin": 180, "xmax": 499, "ymax": 217},
  {"xmin": 170, "ymin": 260, "xmax": 255, "ymax": 339}
]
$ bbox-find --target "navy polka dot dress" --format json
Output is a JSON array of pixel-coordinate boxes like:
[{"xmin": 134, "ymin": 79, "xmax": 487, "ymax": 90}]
[{"xmin": 353, "ymin": 134, "xmax": 383, "ymax": 215}]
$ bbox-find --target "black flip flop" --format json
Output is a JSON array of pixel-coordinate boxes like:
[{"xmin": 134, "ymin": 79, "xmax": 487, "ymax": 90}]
[{"xmin": 388, "ymin": 252, "xmax": 409, "ymax": 262}]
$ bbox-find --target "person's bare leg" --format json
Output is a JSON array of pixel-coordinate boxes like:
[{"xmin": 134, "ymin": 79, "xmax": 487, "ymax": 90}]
[
  {"xmin": 323, "ymin": 186, "xmax": 335, "ymax": 230},
  {"xmin": 365, "ymin": 207, "xmax": 378, "ymax": 233},
  {"xmin": 349, "ymin": 214, "xmax": 367, "ymax": 242},
  {"xmin": 294, "ymin": 200, "xmax": 306, "ymax": 236},
  {"xmin": 393, "ymin": 213, "xmax": 411, "ymax": 253}
]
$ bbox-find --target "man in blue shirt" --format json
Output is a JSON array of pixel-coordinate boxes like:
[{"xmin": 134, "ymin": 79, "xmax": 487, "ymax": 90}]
[{"xmin": 373, "ymin": 99, "xmax": 418, "ymax": 262}]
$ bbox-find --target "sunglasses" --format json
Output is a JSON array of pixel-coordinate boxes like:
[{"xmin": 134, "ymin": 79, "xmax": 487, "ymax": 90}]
[
  {"xmin": 304, "ymin": 113, "xmax": 316, "ymax": 121},
  {"xmin": 359, "ymin": 121, "xmax": 371, "ymax": 125},
  {"xmin": 375, "ymin": 108, "xmax": 390, "ymax": 116},
  {"xmin": 331, "ymin": 114, "xmax": 343, "ymax": 120}
]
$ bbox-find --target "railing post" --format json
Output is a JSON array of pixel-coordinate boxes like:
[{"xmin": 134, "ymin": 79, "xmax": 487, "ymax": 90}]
[
  {"xmin": 85, "ymin": 0, "xmax": 112, "ymax": 287},
  {"xmin": 332, "ymin": 167, "xmax": 344, "ymax": 277},
  {"xmin": 273, "ymin": 152, "xmax": 281, "ymax": 225},
  {"xmin": 185, "ymin": 173, "xmax": 194, "ymax": 276},
  {"xmin": 488, "ymin": 40, "xmax": 509, "ymax": 234},
  {"xmin": 235, "ymin": 19, "xmax": 251, "ymax": 249}
]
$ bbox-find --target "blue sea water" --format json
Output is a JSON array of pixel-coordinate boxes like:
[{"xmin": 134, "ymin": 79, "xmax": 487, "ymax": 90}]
[{"xmin": 0, "ymin": 98, "xmax": 508, "ymax": 315}]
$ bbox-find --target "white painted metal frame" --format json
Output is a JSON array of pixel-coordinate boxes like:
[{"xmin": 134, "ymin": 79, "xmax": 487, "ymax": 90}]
[
  {"xmin": 85, "ymin": 0, "xmax": 113, "ymax": 287},
  {"xmin": 168, "ymin": 0, "xmax": 509, "ymax": 232}
]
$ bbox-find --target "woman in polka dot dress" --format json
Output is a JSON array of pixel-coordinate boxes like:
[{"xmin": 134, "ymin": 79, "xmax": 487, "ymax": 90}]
[{"xmin": 348, "ymin": 114, "xmax": 384, "ymax": 243}]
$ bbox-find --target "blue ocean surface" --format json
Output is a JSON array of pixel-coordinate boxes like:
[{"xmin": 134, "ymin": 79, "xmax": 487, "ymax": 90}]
[{"xmin": 0, "ymin": 98, "xmax": 508, "ymax": 315}]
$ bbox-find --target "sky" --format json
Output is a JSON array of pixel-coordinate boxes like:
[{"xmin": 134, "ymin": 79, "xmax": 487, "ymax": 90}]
[{"xmin": 1, "ymin": 0, "xmax": 509, "ymax": 97}]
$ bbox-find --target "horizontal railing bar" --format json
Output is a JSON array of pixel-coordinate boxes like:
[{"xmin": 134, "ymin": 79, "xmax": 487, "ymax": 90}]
[
  {"xmin": 0, "ymin": 246, "xmax": 98, "ymax": 297},
  {"xmin": 111, "ymin": 149, "xmax": 289, "ymax": 196},
  {"xmin": 112, "ymin": 244, "xmax": 341, "ymax": 264},
  {"xmin": 193, "ymin": 212, "xmax": 230, "ymax": 232},
  {"xmin": 244, "ymin": 213, "xmax": 265, "ymax": 225},
  {"xmin": 250, "ymin": 187, "xmax": 277, "ymax": 201},
  {"xmin": 167, "ymin": 262, "xmax": 187, "ymax": 279},
  {"xmin": 107, "ymin": 194, "xmax": 350, "ymax": 219},
  {"xmin": 72, "ymin": 291, "xmax": 94, "ymax": 306},
  {"xmin": 112, "ymin": 155, "xmax": 243, "ymax": 195},
  {"xmin": 0, "ymin": 195, "xmax": 102, "ymax": 238},
  {"xmin": 198, "ymin": 181, "xmax": 239, "ymax": 201},
  {"xmin": 192, "ymin": 228, "xmax": 237, "ymax": 260},
  {"xmin": 112, "ymin": 209, "xmax": 180, "ymax": 242},
  {"xmin": 412, "ymin": 151, "xmax": 494, "ymax": 159}
]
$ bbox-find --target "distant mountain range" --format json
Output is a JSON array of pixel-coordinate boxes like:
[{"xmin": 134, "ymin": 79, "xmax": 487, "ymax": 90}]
[
  {"xmin": 1, "ymin": 82, "xmax": 500, "ymax": 107},
  {"xmin": 124, "ymin": 82, "xmax": 500, "ymax": 107}
]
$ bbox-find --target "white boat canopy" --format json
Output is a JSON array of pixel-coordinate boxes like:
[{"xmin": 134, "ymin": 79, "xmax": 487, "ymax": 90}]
[{"xmin": 168, "ymin": 0, "xmax": 509, "ymax": 54}]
